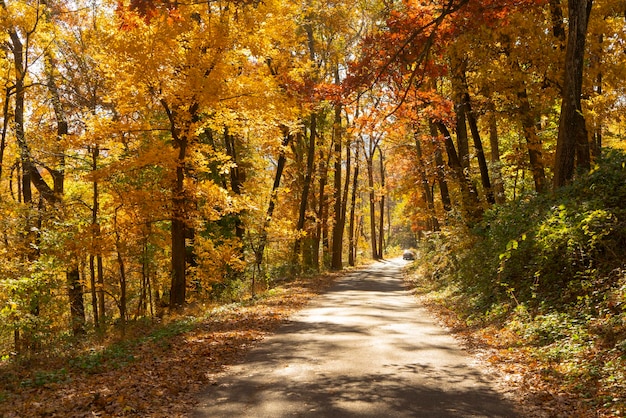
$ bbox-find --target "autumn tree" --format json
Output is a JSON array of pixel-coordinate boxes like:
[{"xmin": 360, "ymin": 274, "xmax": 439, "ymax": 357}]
[{"xmin": 553, "ymin": 0, "xmax": 593, "ymax": 187}]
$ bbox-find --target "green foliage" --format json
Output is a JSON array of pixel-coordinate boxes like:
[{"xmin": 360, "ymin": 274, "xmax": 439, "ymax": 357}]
[
  {"xmin": 0, "ymin": 255, "xmax": 66, "ymax": 353},
  {"xmin": 69, "ymin": 317, "xmax": 197, "ymax": 373},
  {"xmin": 209, "ymin": 277, "xmax": 250, "ymax": 302},
  {"xmin": 20, "ymin": 369, "xmax": 69, "ymax": 388},
  {"xmin": 144, "ymin": 318, "xmax": 195, "ymax": 343},
  {"xmin": 463, "ymin": 149, "xmax": 626, "ymax": 308},
  {"xmin": 413, "ymin": 149, "xmax": 626, "ymax": 412},
  {"xmin": 69, "ymin": 342, "xmax": 136, "ymax": 374}
]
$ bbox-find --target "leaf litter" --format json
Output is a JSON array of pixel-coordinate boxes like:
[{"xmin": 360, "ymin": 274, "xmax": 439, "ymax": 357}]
[{"xmin": 0, "ymin": 274, "xmax": 338, "ymax": 417}]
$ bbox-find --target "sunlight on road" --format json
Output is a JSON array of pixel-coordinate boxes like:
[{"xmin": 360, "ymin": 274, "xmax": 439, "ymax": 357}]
[{"xmin": 192, "ymin": 260, "xmax": 519, "ymax": 418}]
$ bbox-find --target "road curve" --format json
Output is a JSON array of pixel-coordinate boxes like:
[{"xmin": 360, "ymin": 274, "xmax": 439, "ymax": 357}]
[{"xmin": 191, "ymin": 258, "xmax": 520, "ymax": 417}]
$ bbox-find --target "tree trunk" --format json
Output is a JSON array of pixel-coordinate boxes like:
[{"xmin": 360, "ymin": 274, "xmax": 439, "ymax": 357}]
[
  {"xmin": 90, "ymin": 145, "xmax": 101, "ymax": 328},
  {"xmin": 312, "ymin": 147, "xmax": 329, "ymax": 272},
  {"xmin": 115, "ymin": 239, "xmax": 127, "ymax": 329},
  {"xmin": 294, "ymin": 114, "xmax": 317, "ymax": 262},
  {"xmin": 414, "ymin": 128, "xmax": 439, "ymax": 231},
  {"xmin": 255, "ymin": 129, "xmax": 291, "ymax": 269},
  {"xmin": 453, "ymin": 57, "xmax": 493, "ymax": 204},
  {"xmin": 340, "ymin": 138, "xmax": 351, "ymax": 254},
  {"xmin": 553, "ymin": 0, "xmax": 593, "ymax": 188},
  {"xmin": 487, "ymin": 104, "xmax": 506, "ymax": 203},
  {"xmin": 463, "ymin": 91, "xmax": 494, "ymax": 204},
  {"xmin": 366, "ymin": 156, "xmax": 378, "ymax": 260},
  {"xmin": 436, "ymin": 122, "xmax": 483, "ymax": 222},
  {"xmin": 45, "ymin": 45, "xmax": 90, "ymax": 335},
  {"xmin": 161, "ymin": 101, "xmax": 196, "ymax": 309},
  {"xmin": 170, "ymin": 156, "xmax": 187, "ymax": 308},
  {"xmin": 138, "ymin": 239, "xmax": 151, "ymax": 318},
  {"xmin": 451, "ymin": 56, "xmax": 471, "ymax": 173},
  {"xmin": 67, "ymin": 267, "xmax": 86, "ymax": 336},
  {"xmin": 224, "ymin": 128, "xmax": 245, "ymax": 241},
  {"xmin": 590, "ymin": 33, "xmax": 603, "ymax": 159},
  {"xmin": 429, "ymin": 122, "xmax": 452, "ymax": 213},
  {"xmin": 591, "ymin": 73, "xmax": 602, "ymax": 158},
  {"xmin": 517, "ymin": 89, "xmax": 548, "ymax": 193},
  {"xmin": 89, "ymin": 255, "xmax": 99, "ymax": 327},
  {"xmin": 97, "ymin": 255, "xmax": 105, "ymax": 326},
  {"xmin": 377, "ymin": 146, "xmax": 385, "ymax": 258},
  {"xmin": 549, "ymin": 0, "xmax": 567, "ymax": 45},
  {"xmin": 331, "ymin": 100, "xmax": 345, "ymax": 270},
  {"xmin": 0, "ymin": 87, "xmax": 10, "ymax": 183},
  {"xmin": 112, "ymin": 206, "xmax": 128, "ymax": 329},
  {"xmin": 348, "ymin": 146, "xmax": 359, "ymax": 267}
]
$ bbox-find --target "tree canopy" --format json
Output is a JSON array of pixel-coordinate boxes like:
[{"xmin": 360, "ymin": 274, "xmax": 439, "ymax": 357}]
[{"xmin": 0, "ymin": 0, "xmax": 624, "ymax": 353}]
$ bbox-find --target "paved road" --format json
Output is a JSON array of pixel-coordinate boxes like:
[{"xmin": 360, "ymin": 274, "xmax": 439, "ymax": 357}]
[{"xmin": 191, "ymin": 259, "xmax": 520, "ymax": 417}]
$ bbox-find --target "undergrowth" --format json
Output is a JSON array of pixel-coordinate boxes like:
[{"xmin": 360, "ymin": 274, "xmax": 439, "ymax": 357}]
[
  {"xmin": 0, "ymin": 272, "xmax": 338, "ymax": 416},
  {"xmin": 409, "ymin": 149, "xmax": 626, "ymax": 417}
]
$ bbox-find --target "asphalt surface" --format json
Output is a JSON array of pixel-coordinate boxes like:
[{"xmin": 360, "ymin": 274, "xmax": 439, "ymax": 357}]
[{"xmin": 191, "ymin": 258, "xmax": 520, "ymax": 417}]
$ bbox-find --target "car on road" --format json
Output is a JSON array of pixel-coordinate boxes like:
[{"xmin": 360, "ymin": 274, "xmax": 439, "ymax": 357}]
[{"xmin": 402, "ymin": 249, "xmax": 415, "ymax": 260}]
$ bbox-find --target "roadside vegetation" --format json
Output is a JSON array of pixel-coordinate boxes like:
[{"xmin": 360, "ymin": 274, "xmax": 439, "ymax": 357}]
[
  {"xmin": 0, "ymin": 274, "xmax": 338, "ymax": 417},
  {"xmin": 406, "ymin": 149, "xmax": 626, "ymax": 417}
]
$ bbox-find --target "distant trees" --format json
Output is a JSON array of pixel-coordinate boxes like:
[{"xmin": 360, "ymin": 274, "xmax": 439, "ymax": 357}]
[{"xmin": 354, "ymin": 0, "xmax": 625, "ymax": 232}]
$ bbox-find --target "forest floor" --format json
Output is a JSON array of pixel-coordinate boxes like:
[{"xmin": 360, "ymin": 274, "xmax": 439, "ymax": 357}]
[
  {"xmin": 0, "ymin": 272, "xmax": 340, "ymax": 417},
  {"xmin": 406, "ymin": 278, "xmax": 611, "ymax": 418},
  {"xmin": 0, "ymin": 261, "xmax": 595, "ymax": 417}
]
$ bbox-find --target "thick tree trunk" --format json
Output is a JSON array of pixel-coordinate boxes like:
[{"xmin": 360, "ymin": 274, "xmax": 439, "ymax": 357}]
[
  {"xmin": 9, "ymin": 30, "xmax": 34, "ymax": 352},
  {"xmin": 10, "ymin": 32, "xmax": 35, "ymax": 208},
  {"xmin": 162, "ymin": 100, "xmax": 198, "ymax": 309},
  {"xmin": 67, "ymin": 267, "xmax": 86, "ymax": 336},
  {"xmin": 553, "ymin": 0, "xmax": 593, "ymax": 188}
]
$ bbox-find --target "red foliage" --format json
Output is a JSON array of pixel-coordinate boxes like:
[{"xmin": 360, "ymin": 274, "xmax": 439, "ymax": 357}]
[
  {"xmin": 346, "ymin": 0, "xmax": 548, "ymax": 95},
  {"xmin": 116, "ymin": 0, "xmax": 181, "ymax": 27}
]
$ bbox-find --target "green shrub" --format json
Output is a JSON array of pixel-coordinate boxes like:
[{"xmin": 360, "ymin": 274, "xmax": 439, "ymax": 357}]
[
  {"xmin": 20, "ymin": 368, "xmax": 68, "ymax": 388},
  {"xmin": 69, "ymin": 342, "xmax": 135, "ymax": 374},
  {"xmin": 413, "ymin": 149, "xmax": 626, "ymax": 413}
]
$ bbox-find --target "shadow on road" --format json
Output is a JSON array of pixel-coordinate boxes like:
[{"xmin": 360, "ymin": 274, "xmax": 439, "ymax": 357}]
[{"xmin": 192, "ymin": 259, "xmax": 520, "ymax": 418}]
